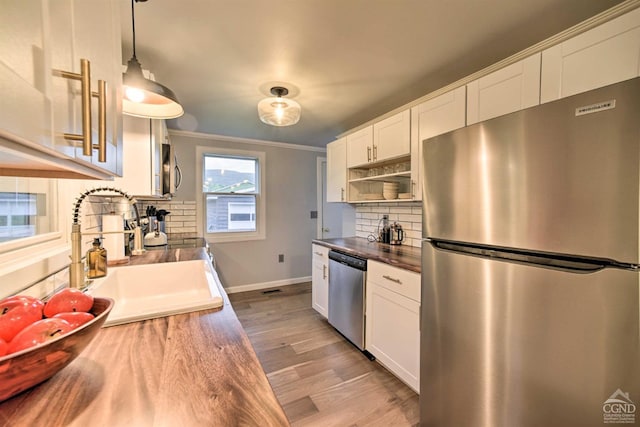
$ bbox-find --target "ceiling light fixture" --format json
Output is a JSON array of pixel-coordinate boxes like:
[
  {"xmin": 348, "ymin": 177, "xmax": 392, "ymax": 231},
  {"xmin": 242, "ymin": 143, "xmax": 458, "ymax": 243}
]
[
  {"xmin": 257, "ymin": 87, "xmax": 301, "ymax": 127},
  {"xmin": 122, "ymin": 0, "xmax": 184, "ymax": 119}
]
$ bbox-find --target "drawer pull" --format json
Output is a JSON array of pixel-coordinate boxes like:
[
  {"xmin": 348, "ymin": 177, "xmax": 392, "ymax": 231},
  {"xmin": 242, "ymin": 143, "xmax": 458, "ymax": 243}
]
[
  {"xmin": 323, "ymin": 264, "xmax": 327, "ymax": 280},
  {"xmin": 383, "ymin": 275, "xmax": 402, "ymax": 284},
  {"xmin": 314, "ymin": 251, "xmax": 323, "ymax": 256}
]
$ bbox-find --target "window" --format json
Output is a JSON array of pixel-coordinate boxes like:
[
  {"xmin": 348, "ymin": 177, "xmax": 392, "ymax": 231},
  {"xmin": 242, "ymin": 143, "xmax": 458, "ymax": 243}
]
[
  {"xmin": 0, "ymin": 178, "xmax": 58, "ymax": 246},
  {"xmin": 198, "ymin": 147, "xmax": 266, "ymax": 242}
]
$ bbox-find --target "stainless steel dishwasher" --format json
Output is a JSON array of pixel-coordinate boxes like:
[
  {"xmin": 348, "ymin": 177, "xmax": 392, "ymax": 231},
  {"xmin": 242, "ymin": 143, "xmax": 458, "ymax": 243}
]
[{"xmin": 328, "ymin": 250, "xmax": 368, "ymax": 353}]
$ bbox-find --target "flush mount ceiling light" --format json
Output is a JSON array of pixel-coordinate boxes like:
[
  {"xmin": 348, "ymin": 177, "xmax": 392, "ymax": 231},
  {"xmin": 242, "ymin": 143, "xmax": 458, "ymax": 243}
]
[
  {"xmin": 257, "ymin": 87, "xmax": 301, "ymax": 127},
  {"xmin": 122, "ymin": 0, "xmax": 184, "ymax": 119}
]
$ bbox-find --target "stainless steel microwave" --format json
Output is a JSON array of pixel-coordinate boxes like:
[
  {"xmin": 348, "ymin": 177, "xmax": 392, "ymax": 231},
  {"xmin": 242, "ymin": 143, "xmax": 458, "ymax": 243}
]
[{"xmin": 161, "ymin": 143, "xmax": 181, "ymax": 198}]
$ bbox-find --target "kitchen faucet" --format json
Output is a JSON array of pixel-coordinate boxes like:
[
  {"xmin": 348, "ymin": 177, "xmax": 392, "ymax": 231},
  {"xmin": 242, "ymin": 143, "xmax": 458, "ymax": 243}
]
[{"xmin": 69, "ymin": 187, "xmax": 145, "ymax": 289}]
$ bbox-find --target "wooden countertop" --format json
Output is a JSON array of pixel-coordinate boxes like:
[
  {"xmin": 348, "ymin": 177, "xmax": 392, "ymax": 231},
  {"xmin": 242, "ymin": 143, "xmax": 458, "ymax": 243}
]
[
  {"xmin": 0, "ymin": 248, "xmax": 290, "ymax": 426},
  {"xmin": 313, "ymin": 237, "xmax": 421, "ymax": 273}
]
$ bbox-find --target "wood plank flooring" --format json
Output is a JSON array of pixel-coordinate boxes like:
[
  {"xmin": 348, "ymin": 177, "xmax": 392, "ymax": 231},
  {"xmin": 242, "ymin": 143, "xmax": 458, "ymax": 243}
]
[{"xmin": 229, "ymin": 283, "xmax": 419, "ymax": 427}]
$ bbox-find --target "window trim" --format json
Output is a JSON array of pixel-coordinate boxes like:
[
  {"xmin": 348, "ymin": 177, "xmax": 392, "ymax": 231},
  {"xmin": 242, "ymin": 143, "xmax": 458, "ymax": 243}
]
[{"xmin": 196, "ymin": 146, "xmax": 266, "ymax": 242}]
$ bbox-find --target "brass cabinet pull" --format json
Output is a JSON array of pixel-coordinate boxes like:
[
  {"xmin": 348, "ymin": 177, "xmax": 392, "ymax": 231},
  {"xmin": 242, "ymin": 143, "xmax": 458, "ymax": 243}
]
[
  {"xmin": 383, "ymin": 275, "xmax": 402, "ymax": 284},
  {"xmin": 372, "ymin": 143, "xmax": 377, "ymax": 161},
  {"xmin": 54, "ymin": 59, "xmax": 108, "ymax": 163},
  {"xmin": 341, "ymin": 187, "xmax": 345, "ymax": 201},
  {"xmin": 367, "ymin": 146, "xmax": 371, "ymax": 162},
  {"xmin": 56, "ymin": 58, "xmax": 92, "ymax": 156},
  {"xmin": 92, "ymin": 80, "xmax": 107, "ymax": 162}
]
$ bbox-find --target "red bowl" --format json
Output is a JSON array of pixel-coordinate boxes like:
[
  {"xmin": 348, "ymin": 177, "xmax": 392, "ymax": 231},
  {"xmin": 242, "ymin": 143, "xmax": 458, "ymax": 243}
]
[{"xmin": 0, "ymin": 297, "xmax": 114, "ymax": 402}]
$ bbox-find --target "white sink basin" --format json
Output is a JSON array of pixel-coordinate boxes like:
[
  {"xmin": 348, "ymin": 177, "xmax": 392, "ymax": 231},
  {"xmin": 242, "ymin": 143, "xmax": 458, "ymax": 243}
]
[{"xmin": 87, "ymin": 259, "xmax": 224, "ymax": 327}]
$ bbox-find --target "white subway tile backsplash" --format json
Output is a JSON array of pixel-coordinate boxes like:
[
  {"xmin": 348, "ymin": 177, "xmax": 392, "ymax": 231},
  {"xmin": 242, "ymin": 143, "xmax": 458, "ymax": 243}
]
[{"xmin": 354, "ymin": 201, "xmax": 423, "ymax": 247}]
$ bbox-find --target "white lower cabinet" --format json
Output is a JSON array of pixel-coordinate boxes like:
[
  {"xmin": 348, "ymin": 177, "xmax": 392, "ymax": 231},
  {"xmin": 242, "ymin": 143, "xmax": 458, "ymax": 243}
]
[
  {"xmin": 365, "ymin": 260, "xmax": 420, "ymax": 393},
  {"xmin": 311, "ymin": 244, "xmax": 329, "ymax": 318}
]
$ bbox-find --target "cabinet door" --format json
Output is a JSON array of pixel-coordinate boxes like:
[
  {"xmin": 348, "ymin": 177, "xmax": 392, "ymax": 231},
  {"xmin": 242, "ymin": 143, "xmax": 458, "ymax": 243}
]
[
  {"xmin": 113, "ymin": 116, "xmax": 158, "ymax": 196},
  {"xmin": 311, "ymin": 244, "xmax": 329, "ymax": 318},
  {"xmin": 346, "ymin": 126, "xmax": 373, "ymax": 168},
  {"xmin": 366, "ymin": 283, "xmax": 420, "ymax": 392},
  {"xmin": 410, "ymin": 86, "xmax": 466, "ymax": 201},
  {"xmin": 48, "ymin": 0, "xmax": 122, "ymax": 175},
  {"xmin": 373, "ymin": 110, "xmax": 410, "ymax": 162},
  {"xmin": 0, "ymin": 1, "xmax": 52, "ymax": 150},
  {"xmin": 466, "ymin": 53, "xmax": 541, "ymax": 125},
  {"xmin": 541, "ymin": 8, "xmax": 640, "ymax": 103},
  {"xmin": 326, "ymin": 138, "xmax": 347, "ymax": 202}
]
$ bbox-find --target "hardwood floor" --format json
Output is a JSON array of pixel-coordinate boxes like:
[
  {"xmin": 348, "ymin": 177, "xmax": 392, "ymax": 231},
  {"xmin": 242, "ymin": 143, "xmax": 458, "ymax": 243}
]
[{"xmin": 229, "ymin": 283, "xmax": 419, "ymax": 427}]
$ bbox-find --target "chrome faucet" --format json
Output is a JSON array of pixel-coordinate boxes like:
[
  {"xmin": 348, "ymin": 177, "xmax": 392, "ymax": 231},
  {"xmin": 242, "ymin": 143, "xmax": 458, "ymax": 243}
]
[{"xmin": 69, "ymin": 187, "xmax": 145, "ymax": 289}]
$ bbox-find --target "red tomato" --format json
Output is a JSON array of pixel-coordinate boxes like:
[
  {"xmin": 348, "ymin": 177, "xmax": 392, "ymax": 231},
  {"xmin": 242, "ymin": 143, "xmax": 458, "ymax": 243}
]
[
  {"xmin": 44, "ymin": 288, "xmax": 94, "ymax": 318},
  {"xmin": 52, "ymin": 312, "xmax": 95, "ymax": 329},
  {"xmin": 8, "ymin": 318, "xmax": 73, "ymax": 354},
  {"xmin": 0, "ymin": 338, "xmax": 8, "ymax": 357},
  {"xmin": 0, "ymin": 298, "xmax": 45, "ymax": 342}
]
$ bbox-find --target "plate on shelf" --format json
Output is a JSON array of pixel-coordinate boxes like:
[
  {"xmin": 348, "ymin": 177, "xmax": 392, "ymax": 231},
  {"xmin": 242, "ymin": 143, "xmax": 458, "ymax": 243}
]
[
  {"xmin": 362, "ymin": 193, "xmax": 383, "ymax": 200},
  {"xmin": 398, "ymin": 193, "xmax": 411, "ymax": 199}
]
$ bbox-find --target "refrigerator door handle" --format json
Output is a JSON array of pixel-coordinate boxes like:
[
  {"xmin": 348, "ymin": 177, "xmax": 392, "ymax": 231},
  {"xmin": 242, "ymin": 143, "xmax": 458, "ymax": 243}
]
[{"xmin": 429, "ymin": 239, "xmax": 639, "ymax": 273}]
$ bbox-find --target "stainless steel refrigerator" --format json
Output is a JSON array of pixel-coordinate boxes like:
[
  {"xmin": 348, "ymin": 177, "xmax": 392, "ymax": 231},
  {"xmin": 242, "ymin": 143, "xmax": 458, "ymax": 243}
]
[{"xmin": 421, "ymin": 77, "xmax": 640, "ymax": 427}]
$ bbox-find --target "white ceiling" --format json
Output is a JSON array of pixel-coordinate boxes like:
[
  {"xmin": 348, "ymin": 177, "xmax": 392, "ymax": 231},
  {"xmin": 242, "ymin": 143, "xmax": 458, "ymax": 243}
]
[{"xmin": 121, "ymin": 0, "xmax": 625, "ymax": 147}]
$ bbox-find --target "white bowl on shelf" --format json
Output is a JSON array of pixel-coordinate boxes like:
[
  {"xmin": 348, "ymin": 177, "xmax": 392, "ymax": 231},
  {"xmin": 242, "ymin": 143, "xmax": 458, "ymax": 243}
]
[{"xmin": 383, "ymin": 192, "xmax": 398, "ymax": 200}]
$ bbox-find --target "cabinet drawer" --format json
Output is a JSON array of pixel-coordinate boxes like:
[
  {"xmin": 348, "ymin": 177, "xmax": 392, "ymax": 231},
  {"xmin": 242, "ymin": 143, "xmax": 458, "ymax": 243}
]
[
  {"xmin": 367, "ymin": 260, "xmax": 420, "ymax": 302},
  {"xmin": 312, "ymin": 244, "xmax": 329, "ymax": 261}
]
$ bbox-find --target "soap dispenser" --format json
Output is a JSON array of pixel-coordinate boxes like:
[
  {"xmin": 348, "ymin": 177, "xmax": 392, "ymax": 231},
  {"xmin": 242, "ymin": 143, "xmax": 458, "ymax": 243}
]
[{"xmin": 86, "ymin": 238, "xmax": 107, "ymax": 279}]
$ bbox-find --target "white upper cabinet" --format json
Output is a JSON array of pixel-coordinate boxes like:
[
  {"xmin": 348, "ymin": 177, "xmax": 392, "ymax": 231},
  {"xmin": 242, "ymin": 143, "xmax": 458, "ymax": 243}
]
[
  {"xmin": 326, "ymin": 137, "xmax": 347, "ymax": 202},
  {"xmin": 410, "ymin": 86, "xmax": 466, "ymax": 201},
  {"xmin": 346, "ymin": 126, "xmax": 373, "ymax": 168},
  {"xmin": 466, "ymin": 53, "xmax": 541, "ymax": 125},
  {"xmin": 113, "ymin": 116, "xmax": 166, "ymax": 197},
  {"xmin": 0, "ymin": 1, "xmax": 51, "ymax": 150},
  {"xmin": 541, "ymin": 8, "xmax": 640, "ymax": 103},
  {"xmin": 346, "ymin": 110, "xmax": 410, "ymax": 168},
  {"xmin": 49, "ymin": 0, "xmax": 122, "ymax": 175},
  {"xmin": 373, "ymin": 110, "xmax": 411, "ymax": 162},
  {"xmin": 0, "ymin": 0, "xmax": 122, "ymax": 179}
]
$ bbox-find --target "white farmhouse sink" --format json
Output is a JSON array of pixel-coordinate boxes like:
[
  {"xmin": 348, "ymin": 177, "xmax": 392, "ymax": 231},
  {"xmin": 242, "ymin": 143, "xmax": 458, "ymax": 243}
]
[{"xmin": 87, "ymin": 259, "xmax": 224, "ymax": 327}]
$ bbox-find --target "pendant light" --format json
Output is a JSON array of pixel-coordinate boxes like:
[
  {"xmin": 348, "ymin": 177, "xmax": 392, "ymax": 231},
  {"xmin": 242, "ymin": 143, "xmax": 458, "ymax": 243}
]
[
  {"xmin": 122, "ymin": 0, "xmax": 184, "ymax": 119},
  {"xmin": 257, "ymin": 87, "xmax": 301, "ymax": 126}
]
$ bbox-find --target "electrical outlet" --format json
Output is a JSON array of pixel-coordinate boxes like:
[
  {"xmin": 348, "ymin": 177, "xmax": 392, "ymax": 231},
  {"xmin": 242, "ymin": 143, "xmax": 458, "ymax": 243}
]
[{"xmin": 278, "ymin": 254, "xmax": 284, "ymax": 263}]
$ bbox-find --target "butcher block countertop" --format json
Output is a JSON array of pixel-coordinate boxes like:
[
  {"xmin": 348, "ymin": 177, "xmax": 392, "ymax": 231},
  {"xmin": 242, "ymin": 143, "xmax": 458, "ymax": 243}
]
[
  {"xmin": 0, "ymin": 248, "xmax": 290, "ymax": 427},
  {"xmin": 313, "ymin": 237, "xmax": 421, "ymax": 273}
]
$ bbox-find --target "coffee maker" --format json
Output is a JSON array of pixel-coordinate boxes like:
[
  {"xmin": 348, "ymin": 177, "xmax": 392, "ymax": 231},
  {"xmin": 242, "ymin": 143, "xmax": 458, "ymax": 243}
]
[{"xmin": 389, "ymin": 222, "xmax": 404, "ymax": 245}]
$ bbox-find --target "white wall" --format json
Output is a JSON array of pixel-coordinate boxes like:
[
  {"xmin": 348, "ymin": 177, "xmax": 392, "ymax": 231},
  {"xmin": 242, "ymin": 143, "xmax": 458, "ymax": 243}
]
[{"xmin": 170, "ymin": 130, "xmax": 327, "ymax": 291}]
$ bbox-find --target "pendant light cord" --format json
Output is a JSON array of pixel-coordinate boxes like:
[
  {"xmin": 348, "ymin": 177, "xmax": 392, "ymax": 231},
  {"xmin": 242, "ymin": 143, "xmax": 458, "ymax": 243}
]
[{"xmin": 131, "ymin": 0, "xmax": 137, "ymax": 59}]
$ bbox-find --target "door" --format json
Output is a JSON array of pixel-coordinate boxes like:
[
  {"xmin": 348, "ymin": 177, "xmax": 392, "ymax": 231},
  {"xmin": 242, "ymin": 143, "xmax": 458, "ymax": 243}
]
[{"xmin": 421, "ymin": 242, "xmax": 639, "ymax": 427}]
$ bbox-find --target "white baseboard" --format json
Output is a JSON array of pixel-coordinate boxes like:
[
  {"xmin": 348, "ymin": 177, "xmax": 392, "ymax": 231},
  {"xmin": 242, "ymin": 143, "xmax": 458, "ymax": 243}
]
[{"xmin": 224, "ymin": 276, "xmax": 312, "ymax": 294}]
